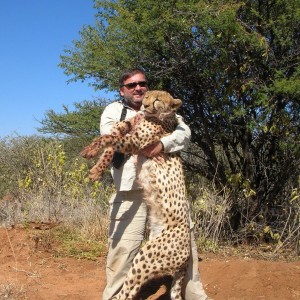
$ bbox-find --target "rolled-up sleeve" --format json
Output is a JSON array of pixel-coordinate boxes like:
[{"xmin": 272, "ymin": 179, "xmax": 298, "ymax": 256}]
[
  {"xmin": 100, "ymin": 102, "xmax": 121, "ymax": 135},
  {"xmin": 160, "ymin": 115, "xmax": 191, "ymax": 153}
]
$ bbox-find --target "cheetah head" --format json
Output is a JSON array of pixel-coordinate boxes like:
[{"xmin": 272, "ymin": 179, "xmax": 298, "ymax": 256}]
[{"xmin": 141, "ymin": 90, "xmax": 182, "ymax": 120}]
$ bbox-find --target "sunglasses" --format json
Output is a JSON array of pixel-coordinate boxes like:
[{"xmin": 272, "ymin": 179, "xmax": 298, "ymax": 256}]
[{"xmin": 121, "ymin": 81, "xmax": 148, "ymax": 89}]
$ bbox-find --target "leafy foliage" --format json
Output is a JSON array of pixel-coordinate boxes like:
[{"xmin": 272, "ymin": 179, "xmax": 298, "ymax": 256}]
[
  {"xmin": 57, "ymin": 0, "xmax": 300, "ymax": 245},
  {"xmin": 38, "ymin": 99, "xmax": 108, "ymax": 138},
  {"xmin": 1, "ymin": 134, "xmax": 299, "ymax": 252},
  {"xmin": 60, "ymin": 0, "xmax": 300, "ymax": 219},
  {"xmin": 0, "ymin": 136, "xmax": 112, "ymax": 224}
]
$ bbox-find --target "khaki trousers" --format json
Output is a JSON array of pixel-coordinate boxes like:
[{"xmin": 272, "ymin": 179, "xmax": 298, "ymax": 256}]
[{"xmin": 102, "ymin": 190, "xmax": 208, "ymax": 300}]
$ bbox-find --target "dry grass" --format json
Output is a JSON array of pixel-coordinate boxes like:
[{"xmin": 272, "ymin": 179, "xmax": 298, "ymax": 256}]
[{"xmin": 0, "ymin": 282, "xmax": 27, "ymax": 300}]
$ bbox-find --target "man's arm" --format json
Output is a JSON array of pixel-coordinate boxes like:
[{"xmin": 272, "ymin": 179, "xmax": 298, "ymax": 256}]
[
  {"xmin": 160, "ymin": 115, "xmax": 191, "ymax": 153},
  {"xmin": 100, "ymin": 103, "xmax": 120, "ymax": 135}
]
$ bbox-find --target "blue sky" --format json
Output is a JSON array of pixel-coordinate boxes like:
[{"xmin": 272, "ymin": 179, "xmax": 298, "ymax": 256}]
[{"xmin": 0, "ymin": 0, "xmax": 115, "ymax": 138}]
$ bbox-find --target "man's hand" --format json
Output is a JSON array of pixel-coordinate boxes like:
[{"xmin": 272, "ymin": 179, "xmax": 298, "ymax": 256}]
[
  {"xmin": 141, "ymin": 141, "xmax": 167, "ymax": 164},
  {"xmin": 142, "ymin": 141, "xmax": 163, "ymax": 157}
]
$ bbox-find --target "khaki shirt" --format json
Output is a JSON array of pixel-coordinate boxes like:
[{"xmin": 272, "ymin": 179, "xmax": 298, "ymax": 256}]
[{"xmin": 100, "ymin": 100, "xmax": 191, "ymax": 191}]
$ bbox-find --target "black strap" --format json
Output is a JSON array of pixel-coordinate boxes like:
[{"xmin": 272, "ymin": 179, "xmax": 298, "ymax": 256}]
[
  {"xmin": 112, "ymin": 106, "xmax": 128, "ymax": 169},
  {"xmin": 120, "ymin": 106, "xmax": 127, "ymax": 121}
]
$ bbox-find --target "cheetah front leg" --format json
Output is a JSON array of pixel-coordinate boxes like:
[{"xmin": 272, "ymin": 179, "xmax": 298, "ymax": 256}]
[
  {"xmin": 81, "ymin": 131, "xmax": 142, "ymax": 160},
  {"xmin": 81, "ymin": 134, "xmax": 142, "ymax": 180},
  {"xmin": 80, "ymin": 118, "xmax": 135, "ymax": 159},
  {"xmin": 88, "ymin": 147, "xmax": 115, "ymax": 181},
  {"xmin": 80, "ymin": 134, "xmax": 115, "ymax": 159}
]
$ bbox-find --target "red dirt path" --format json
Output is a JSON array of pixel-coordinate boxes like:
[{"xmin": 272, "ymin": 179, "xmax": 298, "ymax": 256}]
[{"xmin": 1, "ymin": 228, "xmax": 299, "ymax": 300}]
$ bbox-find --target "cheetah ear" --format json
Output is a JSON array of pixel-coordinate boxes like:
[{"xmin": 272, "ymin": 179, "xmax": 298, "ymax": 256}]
[{"xmin": 172, "ymin": 98, "xmax": 182, "ymax": 110}]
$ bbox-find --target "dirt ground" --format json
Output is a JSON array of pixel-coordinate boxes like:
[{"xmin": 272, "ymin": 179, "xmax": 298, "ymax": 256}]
[{"xmin": 1, "ymin": 227, "xmax": 300, "ymax": 300}]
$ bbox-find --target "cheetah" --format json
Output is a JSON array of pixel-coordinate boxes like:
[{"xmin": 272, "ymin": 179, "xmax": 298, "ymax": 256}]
[
  {"xmin": 80, "ymin": 90, "xmax": 191, "ymax": 299},
  {"xmin": 80, "ymin": 90, "xmax": 180, "ymax": 181}
]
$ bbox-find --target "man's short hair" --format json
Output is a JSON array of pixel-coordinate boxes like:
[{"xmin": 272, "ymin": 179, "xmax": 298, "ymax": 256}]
[{"xmin": 119, "ymin": 68, "xmax": 147, "ymax": 87}]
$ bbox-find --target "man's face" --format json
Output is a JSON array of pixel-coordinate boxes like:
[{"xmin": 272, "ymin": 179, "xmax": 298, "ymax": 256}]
[{"xmin": 119, "ymin": 73, "xmax": 149, "ymax": 110}]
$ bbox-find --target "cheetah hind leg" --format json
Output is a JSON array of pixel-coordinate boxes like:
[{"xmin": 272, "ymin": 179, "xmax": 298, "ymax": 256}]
[
  {"xmin": 170, "ymin": 269, "xmax": 186, "ymax": 300},
  {"xmin": 110, "ymin": 258, "xmax": 162, "ymax": 299},
  {"xmin": 111, "ymin": 258, "xmax": 185, "ymax": 300},
  {"xmin": 112, "ymin": 270, "xmax": 185, "ymax": 300},
  {"xmin": 88, "ymin": 146, "xmax": 115, "ymax": 181}
]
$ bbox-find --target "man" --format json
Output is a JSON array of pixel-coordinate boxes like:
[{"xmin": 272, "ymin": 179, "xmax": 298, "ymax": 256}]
[{"xmin": 101, "ymin": 68, "xmax": 209, "ymax": 300}]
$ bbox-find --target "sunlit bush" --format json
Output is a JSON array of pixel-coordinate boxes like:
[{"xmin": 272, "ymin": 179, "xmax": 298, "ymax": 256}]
[{"xmin": 0, "ymin": 136, "xmax": 113, "ymax": 241}]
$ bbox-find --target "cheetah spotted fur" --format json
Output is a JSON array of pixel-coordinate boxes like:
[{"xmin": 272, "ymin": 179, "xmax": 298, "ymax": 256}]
[{"xmin": 80, "ymin": 90, "xmax": 191, "ymax": 299}]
